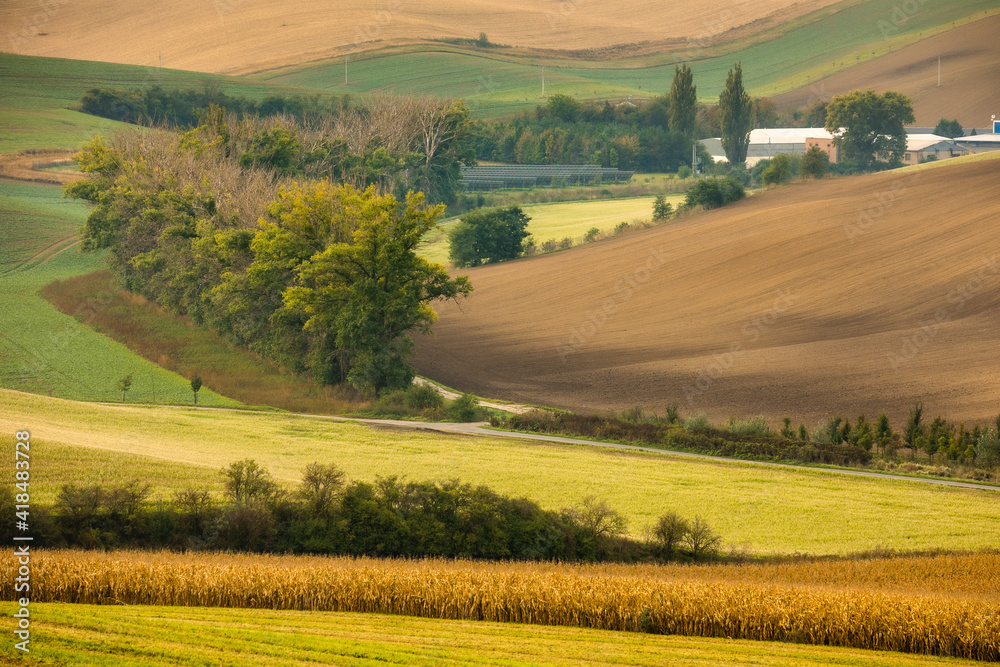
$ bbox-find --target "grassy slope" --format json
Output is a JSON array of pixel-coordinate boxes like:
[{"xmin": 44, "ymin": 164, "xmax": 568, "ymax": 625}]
[
  {"xmin": 3, "ymin": 389, "xmax": 999, "ymax": 554},
  {"xmin": 414, "ymin": 153, "xmax": 1000, "ymax": 427},
  {"xmin": 0, "ymin": 53, "xmax": 309, "ymax": 153},
  {"xmin": 775, "ymin": 12, "xmax": 1000, "ymax": 126},
  {"xmin": 1, "ymin": 604, "xmax": 980, "ymax": 667},
  {"xmin": 0, "ymin": 180, "xmax": 239, "ymax": 406},
  {"xmin": 255, "ymin": 0, "xmax": 999, "ymax": 117},
  {"xmin": 421, "ymin": 194, "xmax": 687, "ymax": 266}
]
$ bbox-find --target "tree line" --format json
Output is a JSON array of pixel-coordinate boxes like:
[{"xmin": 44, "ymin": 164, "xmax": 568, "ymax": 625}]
[
  {"xmin": 0, "ymin": 462, "xmax": 723, "ymax": 563},
  {"xmin": 79, "ymin": 84, "xmax": 346, "ymax": 128},
  {"xmin": 67, "ymin": 108, "xmax": 473, "ymax": 393}
]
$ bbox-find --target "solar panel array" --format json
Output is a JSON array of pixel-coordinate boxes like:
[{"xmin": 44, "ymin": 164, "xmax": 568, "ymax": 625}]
[{"xmin": 460, "ymin": 165, "xmax": 634, "ymax": 190}]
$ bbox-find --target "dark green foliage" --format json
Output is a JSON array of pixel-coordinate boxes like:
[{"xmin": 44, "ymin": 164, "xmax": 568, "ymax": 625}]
[
  {"xmin": 800, "ymin": 145, "xmax": 829, "ymax": 178},
  {"xmin": 448, "ymin": 206, "xmax": 531, "ymax": 268},
  {"xmin": 668, "ymin": 65, "xmax": 697, "ymax": 138},
  {"xmin": 117, "ymin": 373, "xmax": 133, "ymax": 402},
  {"xmin": 190, "ymin": 375, "xmax": 202, "ymax": 404},
  {"xmin": 79, "ymin": 84, "xmax": 340, "ymax": 128},
  {"xmin": 545, "ymin": 94, "xmax": 582, "ymax": 123},
  {"xmin": 652, "ymin": 511, "xmax": 689, "ymax": 558},
  {"xmin": 805, "ymin": 101, "xmax": 828, "ymax": 127},
  {"xmin": 824, "ymin": 89, "xmax": 915, "ymax": 170},
  {"xmin": 933, "ymin": 118, "xmax": 964, "ymax": 139},
  {"xmin": 761, "ymin": 153, "xmax": 793, "ymax": 185},
  {"xmin": 652, "ymin": 194, "xmax": 673, "ymax": 220},
  {"xmin": 238, "ymin": 126, "xmax": 300, "ymax": 175},
  {"xmin": 447, "ymin": 393, "xmax": 486, "ymax": 422},
  {"xmin": 683, "ymin": 176, "xmax": 746, "ymax": 210},
  {"xmin": 222, "ymin": 459, "xmax": 277, "ymax": 505},
  {"xmin": 496, "ymin": 410, "xmax": 872, "ymax": 466},
  {"xmin": 719, "ymin": 62, "xmax": 754, "ymax": 164},
  {"xmin": 468, "ymin": 95, "xmax": 695, "ymax": 172},
  {"xmin": 905, "ymin": 402, "xmax": 924, "ymax": 454},
  {"xmin": 405, "ymin": 382, "xmax": 446, "ymax": 410},
  {"xmin": 584, "ymin": 227, "xmax": 600, "ymax": 242}
]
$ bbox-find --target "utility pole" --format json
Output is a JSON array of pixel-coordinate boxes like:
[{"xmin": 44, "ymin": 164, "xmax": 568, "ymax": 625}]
[{"xmin": 692, "ymin": 144, "xmax": 698, "ymax": 175}]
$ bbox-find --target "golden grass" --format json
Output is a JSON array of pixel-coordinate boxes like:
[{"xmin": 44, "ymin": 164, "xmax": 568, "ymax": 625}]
[
  {"xmin": 2, "ymin": 604, "xmax": 988, "ymax": 666},
  {"xmin": 4, "ymin": 388, "xmax": 1000, "ymax": 555},
  {"xmin": 5, "ymin": 550, "xmax": 998, "ymax": 660}
]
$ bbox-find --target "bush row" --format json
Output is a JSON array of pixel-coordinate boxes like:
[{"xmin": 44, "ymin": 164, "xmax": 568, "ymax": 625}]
[
  {"xmin": 494, "ymin": 411, "xmax": 872, "ymax": 466},
  {"xmin": 1, "ymin": 463, "xmax": 722, "ymax": 563}
]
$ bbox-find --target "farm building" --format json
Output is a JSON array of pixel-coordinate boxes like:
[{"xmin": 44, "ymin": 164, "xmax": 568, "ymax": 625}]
[
  {"xmin": 901, "ymin": 134, "xmax": 969, "ymax": 164},
  {"xmin": 953, "ymin": 133, "xmax": 1000, "ymax": 154},
  {"xmin": 701, "ymin": 128, "xmax": 836, "ymax": 167}
]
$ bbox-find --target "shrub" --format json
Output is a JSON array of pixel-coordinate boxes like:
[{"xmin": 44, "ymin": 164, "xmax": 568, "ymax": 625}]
[
  {"xmin": 652, "ymin": 511, "xmax": 689, "ymax": 558},
  {"xmin": 760, "ymin": 153, "xmax": 792, "ymax": 185},
  {"xmin": 222, "ymin": 459, "xmax": 277, "ymax": 505},
  {"xmin": 448, "ymin": 393, "xmax": 485, "ymax": 422},
  {"xmin": 540, "ymin": 239, "xmax": 559, "ymax": 253},
  {"xmin": 613, "ymin": 221, "xmax": 630, "ymax": 236},
  {"xmin": 685, "ymin": 413, "xmax": 712, "ymax": 432},
  {"xmin": 559, "ymin": 236, "xmax": 573, "ymax": 249},
  {"xmin": 800, "ymin": 145, "xmax": 828, "ymax": 178},
  {"xmin": 584, "ymin": 227, "xmax": 600, "ymax": 243},
  {"xmin": 684, "ymin": 516, "xmax": 722, "ymax": 560},
  {"xmin": 652, "ymin": 194, "xmax": 673, "ymax": 220},
  {"xmin": 726, "ymin": 416, "xmax": 771, "ymax": 437},
  {"xmin": 683, "ymin": 176, "xmax": 745, "ymax": 210},
  {"xmin": 677, "ymin": 165, "xmax": 692, "ymax": 179},
  {"xmin": 404, "ymin": 382, "xmax": 445, "ymax": 410}
]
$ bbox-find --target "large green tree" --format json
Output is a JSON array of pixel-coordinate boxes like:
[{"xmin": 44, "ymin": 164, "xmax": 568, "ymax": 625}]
[
  {"xmin": 719, "ymin": 62, "xmax": 754, "ymax": 165},
  {"xmin": 824, "ymin": 90, "xmax": 914, "ymax": 170},
  {"xmin": 448, "ymin": 206, "xmax": 531, "ymax": 268},
  {"xmin": 282, "ymin": 187, "xmax": 472, "ymax": 393},
  {"xmin": 667, "ymin": 64, "xmax": 697, "ymax": 139}
]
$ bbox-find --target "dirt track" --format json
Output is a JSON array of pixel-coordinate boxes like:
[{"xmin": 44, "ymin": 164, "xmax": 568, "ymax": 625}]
[
  {"xmin": 776, "ymin": 13, "xmax": 1000, "ymax": 127},
  {"xmin": 414, "ymin": 157, "xmax": 1000, "ymax": 428}
]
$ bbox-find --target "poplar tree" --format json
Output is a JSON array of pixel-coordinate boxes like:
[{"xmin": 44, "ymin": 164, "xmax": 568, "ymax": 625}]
[
  {"xmin": 668, "ymin": 64, "xmax": 697, "ymax": 138},
  {"xmin": 719, "ymin": 62, "xmax": 754, "ymax": 165}
]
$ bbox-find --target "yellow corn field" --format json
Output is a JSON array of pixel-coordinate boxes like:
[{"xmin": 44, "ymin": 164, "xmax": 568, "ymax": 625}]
[{"xmin": 3, "ymin": 550, "xmax": 998, "ymax": 661}]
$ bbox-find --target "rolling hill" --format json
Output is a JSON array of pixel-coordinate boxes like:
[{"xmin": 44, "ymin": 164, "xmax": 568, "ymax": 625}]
[
  {"xmin": 774, "ymin": 13, "xmax": 1000, "ymax": 127},
  {"xmin": 0, "ymin": 0, "xmax": 845, "ymax": 74},
  {"xmin": 413, "ymin": 155, "xmax": 1000, "ymax": 428}
]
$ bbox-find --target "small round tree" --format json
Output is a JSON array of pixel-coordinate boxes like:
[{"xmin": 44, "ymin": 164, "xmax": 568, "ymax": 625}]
[
  {"xmin": 117, "ymin": 373, "xmax": 133, "ymax": 402},
  {"xmin": 800, "ymin": 145, "xmax": 829, "ymax": 178},
  {"xmin": 190, "ymin": 375, "xmax": 203, "ymax": 405}
]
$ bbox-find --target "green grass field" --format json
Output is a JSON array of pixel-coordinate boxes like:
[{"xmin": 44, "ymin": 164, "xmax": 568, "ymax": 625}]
[
  {"xmin": 1, "ymin": 603, "xmax": 983, "ymax": 667},
  {"xmin": 0, "ymin": 53, "xmax": 311, "ymax": 153},
  {"xmin": 422, "ymin": 194, "xmax": 686, "ymax": 265},
  {"xmin": 0, "ymin": 180, "xmax": 239, "ymax": 406},
  {"xmin": 253, "ymin": 0, "xmax": 1000, "ymax": 117},
  {"xmin": 3, "ymin": 389, "xmax": 999, "ymax": 554}
]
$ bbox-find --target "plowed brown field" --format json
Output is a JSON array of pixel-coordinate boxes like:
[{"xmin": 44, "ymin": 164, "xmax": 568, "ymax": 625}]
[
  {"xmin": 0, "ymin": 0, "xmax": 841, "ymax": 74},
  {"xmin": 414, "ymin": 156, "xmax": 1000, "ymax": 427},
  {"xmin": 776, "ymin": 14, "xmax": 1000, "ymax": 127}
]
